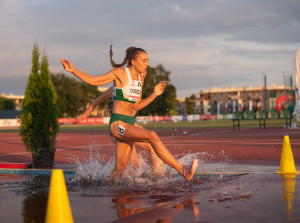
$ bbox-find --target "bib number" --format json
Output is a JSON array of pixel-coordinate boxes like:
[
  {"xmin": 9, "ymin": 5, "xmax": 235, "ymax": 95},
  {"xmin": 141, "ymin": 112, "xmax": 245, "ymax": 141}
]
[{"xmin": 117, "ymin": 125, "xmax": 125, "ymax": 136}]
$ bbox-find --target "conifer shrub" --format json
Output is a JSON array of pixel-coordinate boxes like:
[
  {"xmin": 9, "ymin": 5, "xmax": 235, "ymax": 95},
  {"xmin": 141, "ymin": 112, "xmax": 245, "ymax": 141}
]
[{"xmin": 20, "ymin": 42, "xmax": 59, "ymax": 167}]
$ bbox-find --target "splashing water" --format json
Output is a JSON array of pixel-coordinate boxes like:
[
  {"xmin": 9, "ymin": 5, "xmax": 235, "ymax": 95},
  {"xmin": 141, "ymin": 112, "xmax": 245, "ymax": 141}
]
[
  {"xmin": 72, "ymin": 147, "xmax": 114, "ymax": 184},
  {"xmin": 71, "ymin": 145, "xmax": 236, "ymax": 192}
]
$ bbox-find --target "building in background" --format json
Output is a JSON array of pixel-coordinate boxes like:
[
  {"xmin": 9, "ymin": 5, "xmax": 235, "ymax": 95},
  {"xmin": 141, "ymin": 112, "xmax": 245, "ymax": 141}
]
[
  {"xmin": 192, "ymin": 84, "xmax": 294, "ymax": 115},
  {"xmin": 1, "ymin": 93, "xmax": 24, "ymax": 110}
]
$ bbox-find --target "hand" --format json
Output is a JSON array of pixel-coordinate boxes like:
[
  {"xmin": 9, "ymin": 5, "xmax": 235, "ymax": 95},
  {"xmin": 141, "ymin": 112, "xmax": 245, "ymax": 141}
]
[
  {"xmin": 60, "ymin": 58, "xmax": 75, "ymax": 72},
  {"xmin": 76, "ymin": 113, "xmax": 87, "ymax": 123},
  {"xmin": 140, "ymin": 71, "xmax": 147, "ymax": 78},
  {"xmin": 154, "ymin": 81, "xmax": 167, "ymax": 96}
]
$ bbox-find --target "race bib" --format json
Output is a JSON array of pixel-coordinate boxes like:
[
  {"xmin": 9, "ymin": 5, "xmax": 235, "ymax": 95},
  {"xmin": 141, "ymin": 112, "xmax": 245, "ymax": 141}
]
[
  {"xmin": 127, "ymin": 80, "xmax": 142, "ymax": 102},
  {"xmin": 117, "ymin": 125, "xmax": 125, "ymax": 136}
]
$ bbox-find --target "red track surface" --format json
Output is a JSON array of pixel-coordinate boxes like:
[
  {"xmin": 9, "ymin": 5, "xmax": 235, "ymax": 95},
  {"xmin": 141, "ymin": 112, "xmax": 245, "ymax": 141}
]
[{"xmin": 1, "ymin": 127, "xmax": 300, "ymax": 168}]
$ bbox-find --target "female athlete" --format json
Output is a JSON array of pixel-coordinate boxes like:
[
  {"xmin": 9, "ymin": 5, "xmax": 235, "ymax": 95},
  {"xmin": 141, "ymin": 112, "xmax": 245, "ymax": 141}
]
[{"xmin": 60, "ymin": 46, "xmax": 198, "ymax": 181}]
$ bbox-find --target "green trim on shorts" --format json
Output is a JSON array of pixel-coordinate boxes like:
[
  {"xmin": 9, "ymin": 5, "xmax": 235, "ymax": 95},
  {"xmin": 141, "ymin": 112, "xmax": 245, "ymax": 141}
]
[{"xmin": 109, "ymin": 113, "xmax": 135, "ymax": 130}]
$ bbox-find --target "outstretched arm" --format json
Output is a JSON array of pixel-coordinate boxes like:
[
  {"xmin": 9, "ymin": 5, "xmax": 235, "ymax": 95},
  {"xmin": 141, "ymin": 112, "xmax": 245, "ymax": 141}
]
[
  {"xmin": 60, "ymin": 59, "xmax": 117, "ymax": 86},
  {"xmin": 133, "ymin": 81, "xmax": 167, "ymax": 112},
  {"xmin": 77, "ymin": 87, "xmax": 114, "ymax": 122}
]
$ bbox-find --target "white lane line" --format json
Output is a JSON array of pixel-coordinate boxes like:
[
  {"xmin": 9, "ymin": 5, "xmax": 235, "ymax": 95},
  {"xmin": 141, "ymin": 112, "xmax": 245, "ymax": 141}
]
[
  {"xmin": 0, "ymin": 144, "xmax": 115, "ymax": 157},
  {"xmin": 1, "ymin": 140, "xmax": 298, "ymax": 157},
  {"xmin": 0, "ymin": 152, "xmax": 31, "ymax": 157}
]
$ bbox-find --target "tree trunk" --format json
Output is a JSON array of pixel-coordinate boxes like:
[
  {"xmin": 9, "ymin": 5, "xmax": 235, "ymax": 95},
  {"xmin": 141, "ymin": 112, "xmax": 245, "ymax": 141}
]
[{"xmin": 32, "ymin": 148, "xmax": 56, "ymax": 168}]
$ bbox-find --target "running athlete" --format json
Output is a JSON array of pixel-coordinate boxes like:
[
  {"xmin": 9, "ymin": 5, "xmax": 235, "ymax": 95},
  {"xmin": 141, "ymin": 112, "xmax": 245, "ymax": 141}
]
[
  {"xmin": 76, "ymin": 86, "xmax": 165, "ymax": 175},
  {"xmin": 60, "ymin": 46, "xmax": 198, "ymax": 181}
]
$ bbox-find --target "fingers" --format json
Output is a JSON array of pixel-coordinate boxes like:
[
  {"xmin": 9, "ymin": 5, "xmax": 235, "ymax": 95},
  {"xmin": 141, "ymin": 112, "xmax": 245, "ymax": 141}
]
[
  {"xmin": 60, "ymin": 58, "xmax": 69, "ymax": 66},
  {"xmin": 60, "ymin": 58, "xmax": 67, "ymax": 67},
  {"xmin": 140, "ymin": 71, "xmax": 147, "ymax": 78},
  {"xmin": 160, "ymin": 81, "xmax": 167, "ymax": 90},
  {"xmin": 154, "ymin": 80, "xmax": 167, "ymax": 96},
  {"xmin": 60, "ymin": 58, "xmax": 67, "ymax": 64},
  {"xmin": 76, "ymin": 114, "xmax": 85, "ymax": 122},
  {"xmin": 60, "ymin": 58, "xmax": 73, "ymax": 71},
  {"xmin": 76, "ymin": 115, "xmax": 86, "ymax": 122}
]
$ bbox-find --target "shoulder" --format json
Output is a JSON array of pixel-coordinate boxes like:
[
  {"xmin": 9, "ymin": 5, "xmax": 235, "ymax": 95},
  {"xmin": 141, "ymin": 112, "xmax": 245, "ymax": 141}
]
[
  {"xmin": 110, "ymin": 67, "xmax": 126, "ymax": 76},
  {"xmin": 103, "ymin": 67, "xmax": 126, "ymax": 79},
  {"xmin": 109, "ymin": 67, "xmax": 127, "ymax": 85}
]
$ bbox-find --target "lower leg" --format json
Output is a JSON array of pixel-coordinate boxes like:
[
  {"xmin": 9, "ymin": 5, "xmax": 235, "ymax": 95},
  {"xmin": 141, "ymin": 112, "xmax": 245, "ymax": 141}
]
[
  {"xmin": 111, "ymin": 122, "xmax": 197, "ymax": 180},
  {"xmin": 110, "ymin": 142, "xmax": 132, "ymax": 182},
  {"xmin": 151, "ymin": 154, "xmax": 165, "ymax": 175},
  {"xmin": 148, "ymin": 131, "xmax": 184, "ymax": 174},
  {"xmin": 147, "ymin": 131, "xmax": 198, "ymax": 180},
  {"xmin": 134, "ymin": 141, "xmax": 165, "ymax": 175},
  {"xmin": 128, "ymin": 146, "xmax": 141, "ymax": 169}
]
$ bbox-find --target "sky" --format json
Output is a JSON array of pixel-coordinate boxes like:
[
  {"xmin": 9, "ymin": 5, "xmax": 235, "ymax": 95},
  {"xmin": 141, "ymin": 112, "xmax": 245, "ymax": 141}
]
[{"xmin": 1, "ymin": 0, "xmax": 300, "ymax": 98}]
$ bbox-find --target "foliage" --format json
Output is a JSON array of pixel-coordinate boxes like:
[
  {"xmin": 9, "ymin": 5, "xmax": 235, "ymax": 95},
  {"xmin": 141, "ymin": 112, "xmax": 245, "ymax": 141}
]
[
  {"xmin": 185, "ymin": 94, "xmax": 196, "ymax": 115},
  {"xmin": 0, "ymin": 97, "xmax": 16, "ymax": 110},
  {"xmin": 20, "ymin": 42, "xmax": 59, "ymax": 167},
  {"xmin": 51, "ymin": 73, "xmax": 101, "ymax": 117},
  {"xmin": 137, "ymin": 64, "xmax": 177, "ymax": 116}
]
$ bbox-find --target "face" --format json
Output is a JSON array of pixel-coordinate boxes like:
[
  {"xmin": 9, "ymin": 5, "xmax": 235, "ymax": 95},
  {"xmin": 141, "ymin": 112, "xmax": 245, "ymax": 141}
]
[{"xmin": 131, "ymin": 52, "xmax": 149, "ymax": 74}]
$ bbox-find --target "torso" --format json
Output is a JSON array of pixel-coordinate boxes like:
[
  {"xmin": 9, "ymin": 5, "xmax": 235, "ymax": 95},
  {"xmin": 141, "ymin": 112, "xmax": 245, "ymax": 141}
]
[{"xmin": 112, "ymin": 68, "xmax": 143, "ymax": 116}]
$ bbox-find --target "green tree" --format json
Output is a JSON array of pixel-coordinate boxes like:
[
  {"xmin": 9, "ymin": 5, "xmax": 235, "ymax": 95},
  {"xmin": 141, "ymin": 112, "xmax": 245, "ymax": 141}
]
[
  {"xmin": 185, "ymin": 94, "xmax": 196, "ymax": 115},
  {"xmin": 0, "ymin": 97, "xmax": 16, "ymax": 110},
  {"xmin": 20, "ymin": 42, "xmax": 59, "ymax": 167},
  {"xmin": 137, "ymin": 64, "xmax": 177, "ymax": 116},
  {"xmin": 51, "ymin": 73, "xmax": 101, "ymax": 117}
]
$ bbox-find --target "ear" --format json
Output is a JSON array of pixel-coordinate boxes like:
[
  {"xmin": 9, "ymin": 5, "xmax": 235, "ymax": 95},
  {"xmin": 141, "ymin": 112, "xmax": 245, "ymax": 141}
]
[{"xmin": 131, "ymin": 58, "xmax": 136, "ymax": 66}]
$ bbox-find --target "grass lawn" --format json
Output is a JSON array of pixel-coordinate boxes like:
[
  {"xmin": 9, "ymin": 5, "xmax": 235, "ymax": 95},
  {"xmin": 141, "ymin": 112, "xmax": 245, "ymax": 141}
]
[{"xmin": 1, "ymin": 119, "xmax": 299, "ymax": 133}]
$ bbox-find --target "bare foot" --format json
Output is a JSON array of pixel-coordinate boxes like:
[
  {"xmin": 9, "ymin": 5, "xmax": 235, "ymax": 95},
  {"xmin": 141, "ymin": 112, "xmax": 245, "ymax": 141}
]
[{"xmin": 183, "ymin": 159, "xmax": 198, "ymax": 181}]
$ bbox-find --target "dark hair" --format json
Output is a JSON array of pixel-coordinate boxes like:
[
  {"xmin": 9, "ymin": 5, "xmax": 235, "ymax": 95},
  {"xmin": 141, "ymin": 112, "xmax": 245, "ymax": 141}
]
[{"xmin": 109, "ymin": 45, "xmax": 146, "ymax": 68}]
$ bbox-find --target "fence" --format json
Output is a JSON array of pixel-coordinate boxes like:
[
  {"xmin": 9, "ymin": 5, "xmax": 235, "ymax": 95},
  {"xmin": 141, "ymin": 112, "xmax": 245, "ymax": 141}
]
[{"xmin": 1, "ymin": 114, "xmax": 232, "ymax": 127}]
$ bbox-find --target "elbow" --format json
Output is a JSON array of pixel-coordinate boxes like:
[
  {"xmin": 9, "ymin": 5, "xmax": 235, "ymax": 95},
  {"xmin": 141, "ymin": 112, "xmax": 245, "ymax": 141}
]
[{"xmin": 90, "ymin": 79, "xmax": 98, "ymax": 86}]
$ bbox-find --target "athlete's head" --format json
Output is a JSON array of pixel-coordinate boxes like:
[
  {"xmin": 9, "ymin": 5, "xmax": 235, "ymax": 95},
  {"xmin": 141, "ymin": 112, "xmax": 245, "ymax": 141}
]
[{"xmin": 109, "ymin": 45, "xmax": 149, "ymax": 73}]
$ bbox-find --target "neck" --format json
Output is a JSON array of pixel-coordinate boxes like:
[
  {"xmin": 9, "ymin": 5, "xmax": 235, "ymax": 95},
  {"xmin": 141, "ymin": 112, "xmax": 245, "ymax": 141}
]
[{"xmin": 128, "ymin": 66, "xmax": 138, "ymax": 78}]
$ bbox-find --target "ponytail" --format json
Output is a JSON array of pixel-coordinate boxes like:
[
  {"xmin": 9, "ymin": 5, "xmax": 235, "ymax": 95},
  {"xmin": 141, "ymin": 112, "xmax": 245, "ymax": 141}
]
[{"xmin": 109, "ymin": 45, "xmax": 146, "ymax": 68}]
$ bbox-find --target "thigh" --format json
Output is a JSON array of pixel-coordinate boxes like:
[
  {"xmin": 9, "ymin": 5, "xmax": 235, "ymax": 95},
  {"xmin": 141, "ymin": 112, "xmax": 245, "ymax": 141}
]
[
  {"xmin": 133, "ymin": 123, "xmax": 152, "ymax": 151},
  {"xmin": 110, "ymin": 121, "xmax": 152, "ymax": 142},
  {"xmin": 134, "ymin": 123, "xmax": 143, "ymax": 129}
]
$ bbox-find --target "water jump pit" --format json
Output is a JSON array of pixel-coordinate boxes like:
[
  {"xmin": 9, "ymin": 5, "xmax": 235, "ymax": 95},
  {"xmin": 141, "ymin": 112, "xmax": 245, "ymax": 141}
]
[
  {"xmin": 0, "ymin": 128, "xmax": 300, "ymax": 222},
  {"xmin": 1, "ymin": 158, "xmax": 299, "ymax": 223}
]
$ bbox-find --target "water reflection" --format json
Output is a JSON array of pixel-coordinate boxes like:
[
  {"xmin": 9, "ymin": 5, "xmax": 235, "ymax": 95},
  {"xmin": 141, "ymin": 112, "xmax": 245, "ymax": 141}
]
[
  {"xmin": 280, "ymin": 173, "xmax": 298, "ymax": 218},
  {"xmin": 112, "ymin": 194, "xmax": 200, "ymax": 222},
  {"xmin": 21, "ymin": 175, "xmax": 50, "ymax": 223},
  {"xmin": 161, "ymin": 196, "xmax": 200, "ymax": 222},
  {"xmin": 22, "ymin": 191, "xmax": 47, "ymax": 223},
  {"xmin": 112, "ymin": 196, "xmax": 148, "ymax": 218}
]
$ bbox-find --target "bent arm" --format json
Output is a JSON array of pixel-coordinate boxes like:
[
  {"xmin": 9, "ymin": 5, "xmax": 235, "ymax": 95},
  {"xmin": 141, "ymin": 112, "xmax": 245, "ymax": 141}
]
[
  {"xmin": 90, "ymin": 86, "xmax": 113, "ymax": 109},
  {"xmin": 77, "ymin": 87, "xmax": 113, "ymax": 121},
  {"xmin": 133, "ymin": 93, "xmax": 157, "ymax": 112},
  {"xmin": 133, "ymin": 81, "xmax": 167, "ymax": 112},
  {"xmin": 60, "ymin": 59, "xmax": 117, "ymax": 86}
]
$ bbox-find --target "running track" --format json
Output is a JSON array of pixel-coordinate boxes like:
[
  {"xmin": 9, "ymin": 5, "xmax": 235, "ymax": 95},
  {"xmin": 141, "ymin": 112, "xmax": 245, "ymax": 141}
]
[{"xmin": 0, "ymin": 127, "xmax": 300, "ymax": 167}]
